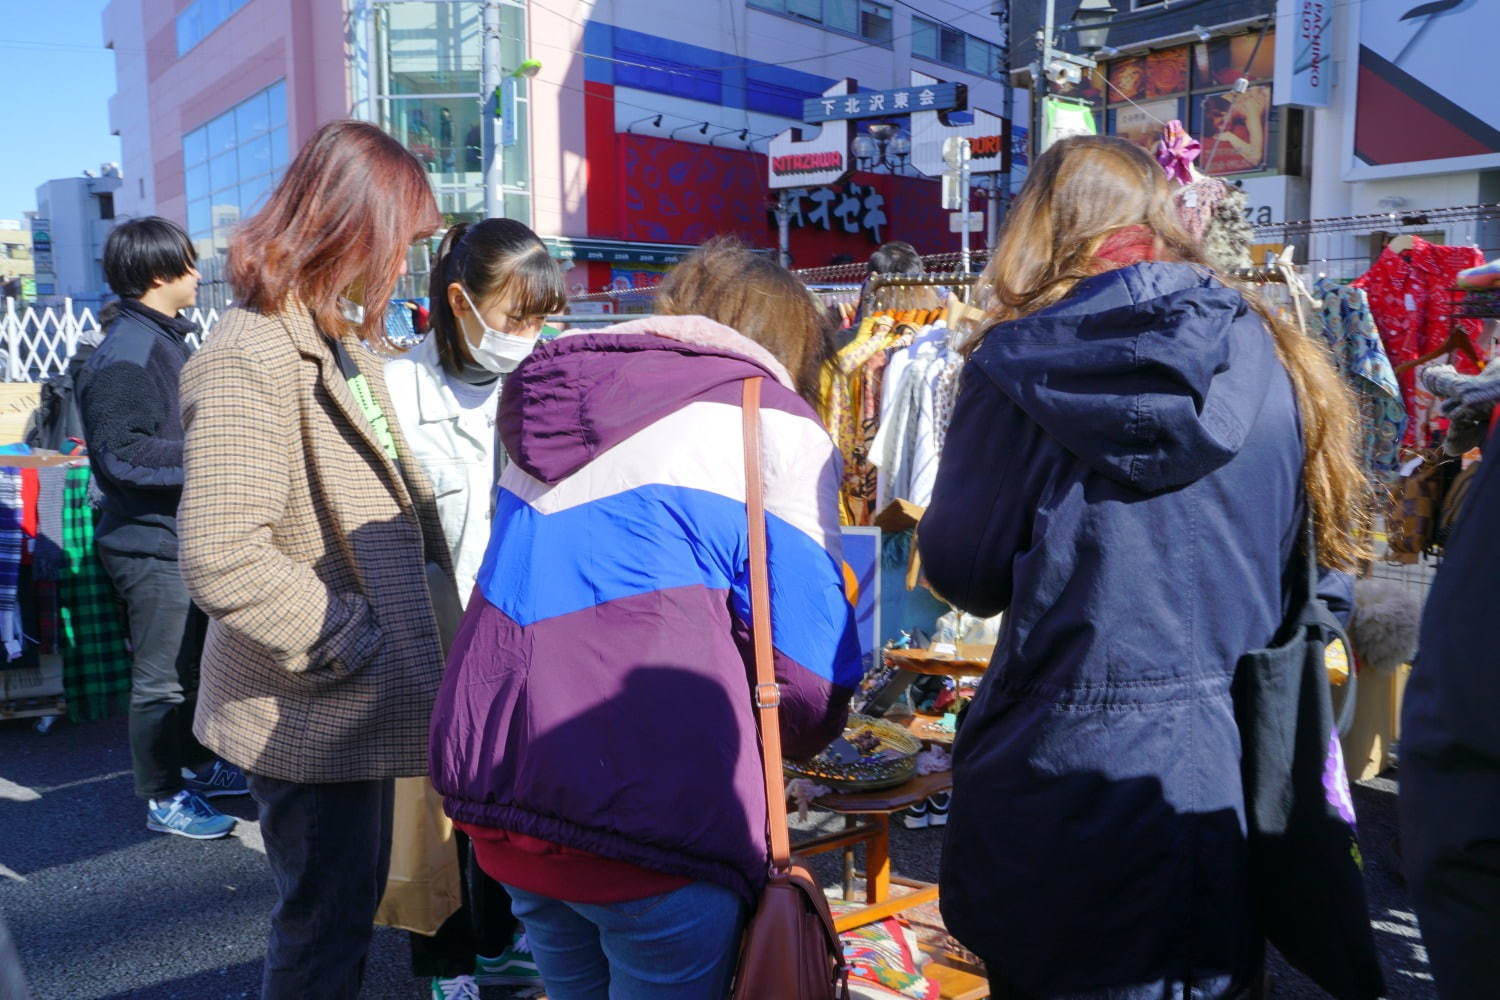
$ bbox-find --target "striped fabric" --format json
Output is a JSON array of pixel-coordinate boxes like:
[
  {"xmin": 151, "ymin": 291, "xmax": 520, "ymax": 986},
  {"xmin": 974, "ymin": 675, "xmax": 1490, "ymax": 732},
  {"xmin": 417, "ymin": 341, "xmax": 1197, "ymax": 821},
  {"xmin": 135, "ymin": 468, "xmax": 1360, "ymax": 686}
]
[{"xmin": 0, "ymin": 470, "xmax": 23, "ymax": 663}]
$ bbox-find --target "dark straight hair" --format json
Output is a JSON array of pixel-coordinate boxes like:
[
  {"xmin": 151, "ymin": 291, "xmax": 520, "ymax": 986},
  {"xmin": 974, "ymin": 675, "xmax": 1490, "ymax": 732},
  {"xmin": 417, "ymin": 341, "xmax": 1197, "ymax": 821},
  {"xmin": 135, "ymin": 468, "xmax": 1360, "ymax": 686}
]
[
  {"xmin": 229, "ymin": 120, "xmax": 441, "ymax": 346},
  {"xmin": 103, "ymin": 217, "xmax": 197, "ymax": 299},
  {"xmin": 427, "ymin": 218, "xmax": 566, "ymax": 375}
]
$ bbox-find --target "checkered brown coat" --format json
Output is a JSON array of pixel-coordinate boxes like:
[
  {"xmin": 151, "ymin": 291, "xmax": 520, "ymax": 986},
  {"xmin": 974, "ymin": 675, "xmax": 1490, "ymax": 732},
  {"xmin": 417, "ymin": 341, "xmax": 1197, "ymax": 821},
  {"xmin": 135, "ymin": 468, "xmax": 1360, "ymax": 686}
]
[{"xmin": 179, "ymin": 305, "xmax": 452, "ymax": 783}]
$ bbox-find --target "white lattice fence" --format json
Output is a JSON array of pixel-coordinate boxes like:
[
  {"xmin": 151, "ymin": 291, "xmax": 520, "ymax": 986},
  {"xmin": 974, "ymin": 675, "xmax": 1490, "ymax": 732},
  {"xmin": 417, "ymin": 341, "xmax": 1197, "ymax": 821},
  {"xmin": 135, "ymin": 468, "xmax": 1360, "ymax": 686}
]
[{"xmin": 0, "ymin": 301, "xmax": 217, "ymax": 382}]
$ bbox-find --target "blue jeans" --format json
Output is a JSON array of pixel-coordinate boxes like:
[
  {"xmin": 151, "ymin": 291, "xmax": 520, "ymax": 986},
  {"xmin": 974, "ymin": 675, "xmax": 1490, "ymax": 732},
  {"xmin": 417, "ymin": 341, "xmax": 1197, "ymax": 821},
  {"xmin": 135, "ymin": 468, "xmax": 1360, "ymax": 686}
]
[{"xmin": 503, "ymin": 881, "xmax": 747, "ymax": 1000}]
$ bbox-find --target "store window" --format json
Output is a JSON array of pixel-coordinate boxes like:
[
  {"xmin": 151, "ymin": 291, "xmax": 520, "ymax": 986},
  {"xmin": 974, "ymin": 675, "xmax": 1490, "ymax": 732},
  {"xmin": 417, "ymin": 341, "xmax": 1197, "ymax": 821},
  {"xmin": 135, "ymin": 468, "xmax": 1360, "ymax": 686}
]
[
  {"xmin": 1085, "ymin": 31, "xmax": 1276, "ymax": 176},
  {"xmin": 372, "ymin": 0, "xmax": 531, "ymax": 228},
  {"xmin": 182, "ymin": 81, "xmax": 289, "ymax": 260},
  {"xmin": 176, "ymin": 0, "xmax": 250, "ymax": 56},
  {"xmin": 748, "ymin": 0, "xmax": 895, "ymax": 45},
  {"xmin": 912, "ymin": 17, "xmax": 1003, "ymax": 78}
]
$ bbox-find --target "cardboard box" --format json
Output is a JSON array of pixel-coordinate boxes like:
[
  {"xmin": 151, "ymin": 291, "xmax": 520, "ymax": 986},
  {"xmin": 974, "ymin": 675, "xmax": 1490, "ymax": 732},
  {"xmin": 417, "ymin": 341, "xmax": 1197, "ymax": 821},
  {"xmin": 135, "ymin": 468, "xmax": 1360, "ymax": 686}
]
[{"xmin": 2, "ymin": 654, "xmax": 64, "ymax": 703}]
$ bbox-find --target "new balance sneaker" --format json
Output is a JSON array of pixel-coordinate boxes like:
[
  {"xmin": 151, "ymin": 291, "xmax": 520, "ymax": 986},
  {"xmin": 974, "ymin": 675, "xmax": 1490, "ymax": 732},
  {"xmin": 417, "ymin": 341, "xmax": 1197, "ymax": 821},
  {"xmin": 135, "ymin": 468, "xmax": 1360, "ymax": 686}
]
[
  {"xmin": 146, "ymin": 790, "xmax": 237, "ymax": 840},
  {"xmin": 183, "ymin": 760, "xmax": 250, "ymax": 799},
  {"xmin": 476, "ymin": 932, "xmax": 543, "ymax": 987},
  {"xmin": 926, "ymin": 792, "xmax": 952, "ymax": 827},
  {"xmin": 901, "ymin": 799, "xmax": 930, "ymax": 829},
  {"xmin": 429, "ymin": 975, "xmax": 481, "ymax": 1000}
]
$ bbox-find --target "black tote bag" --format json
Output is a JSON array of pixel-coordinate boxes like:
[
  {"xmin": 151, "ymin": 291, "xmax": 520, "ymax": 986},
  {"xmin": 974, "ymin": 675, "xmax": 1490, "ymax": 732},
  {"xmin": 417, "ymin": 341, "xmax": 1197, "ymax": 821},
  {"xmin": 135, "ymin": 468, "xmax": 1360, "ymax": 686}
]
[{"xmin": 1233, "ymin": 520, "xmax": 1386, "ymax": 1000}]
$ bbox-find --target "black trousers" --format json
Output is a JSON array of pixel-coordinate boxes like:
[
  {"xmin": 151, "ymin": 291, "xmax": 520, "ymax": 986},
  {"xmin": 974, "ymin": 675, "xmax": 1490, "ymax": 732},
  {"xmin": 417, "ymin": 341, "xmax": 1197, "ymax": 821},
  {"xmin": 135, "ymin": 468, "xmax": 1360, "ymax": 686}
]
[
  {"xmin": 1401, "ymin": 755, "xmax": 1500, "ymax": 1000},
  {"xmin": 248, "ymin": 774, "xmax": 396, "ymax": 1000},
  {"xmin": 409, "ymin": 829, "xmax": 519, "ymax": 978},
  {"xmin": 96, "ymin": 545, "xmax": 211, "ymax": 800}
]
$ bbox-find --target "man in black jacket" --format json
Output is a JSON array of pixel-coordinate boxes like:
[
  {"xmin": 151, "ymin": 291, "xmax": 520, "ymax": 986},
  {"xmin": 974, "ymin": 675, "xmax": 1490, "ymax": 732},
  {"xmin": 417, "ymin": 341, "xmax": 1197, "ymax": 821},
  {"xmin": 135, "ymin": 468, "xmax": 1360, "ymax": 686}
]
[{"xmin": 77, "ymin": 217, "xmax": 241, "ymax": 840}]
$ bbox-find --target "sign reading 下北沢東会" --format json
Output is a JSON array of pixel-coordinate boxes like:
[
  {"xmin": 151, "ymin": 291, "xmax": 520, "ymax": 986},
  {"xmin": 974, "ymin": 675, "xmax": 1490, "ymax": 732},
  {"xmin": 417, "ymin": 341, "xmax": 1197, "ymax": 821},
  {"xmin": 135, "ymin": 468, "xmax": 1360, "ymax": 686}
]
[
  {"xmin": 1275, "ymin": 0, "xmax": 1333, "ymax": 107},
  {"xmin": 803, "ymin": 83, "xmax": 965, "ymax": 124}
]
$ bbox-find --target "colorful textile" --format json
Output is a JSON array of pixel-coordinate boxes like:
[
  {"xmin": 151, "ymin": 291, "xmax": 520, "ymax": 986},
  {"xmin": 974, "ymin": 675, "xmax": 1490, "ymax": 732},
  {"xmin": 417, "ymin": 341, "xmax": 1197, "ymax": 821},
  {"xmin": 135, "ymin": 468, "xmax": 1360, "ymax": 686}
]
[
  {"xmin": 1354, "ymin": 238, "xmax": 1487, "ymax": 448},
  {"xmin": 1315, "ymin": 278, "xmax": 1406, "ymax": 483},
  {"xmin": 822, "ymin": 316, "xmax": 904, "ymax": 524},
  {"xmin": 0, "ymin": 470, "xmax": 23, "ymax": 663},
  {"xmin": 59, "ymin": 466, "xmax": 131, "ymax": 721},
  {"xmin": 831, "ymin": 902, "xmax": 939, "ymax": 1000}
]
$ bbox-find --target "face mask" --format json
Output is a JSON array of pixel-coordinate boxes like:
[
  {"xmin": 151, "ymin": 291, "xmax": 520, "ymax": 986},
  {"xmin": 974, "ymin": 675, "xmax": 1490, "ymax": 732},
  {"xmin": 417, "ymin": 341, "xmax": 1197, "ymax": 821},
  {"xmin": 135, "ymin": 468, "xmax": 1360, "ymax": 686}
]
[{"xmin": 458, "ymin": 285, "xmax": 536, "ymax": 374}]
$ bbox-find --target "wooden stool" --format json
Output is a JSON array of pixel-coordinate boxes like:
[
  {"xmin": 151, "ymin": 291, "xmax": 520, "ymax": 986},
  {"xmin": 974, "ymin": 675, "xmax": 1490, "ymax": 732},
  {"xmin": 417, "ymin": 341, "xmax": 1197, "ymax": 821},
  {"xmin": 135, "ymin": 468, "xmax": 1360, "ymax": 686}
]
[{"xmin": 792, "ymin": 771, "xmax": 952, "ymax": 933}]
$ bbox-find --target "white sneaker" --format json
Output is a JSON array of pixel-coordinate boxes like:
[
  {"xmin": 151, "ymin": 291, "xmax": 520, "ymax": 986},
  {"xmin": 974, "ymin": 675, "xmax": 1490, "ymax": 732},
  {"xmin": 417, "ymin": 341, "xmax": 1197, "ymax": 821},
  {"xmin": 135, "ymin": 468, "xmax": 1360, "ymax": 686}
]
[
  {"xmin": 902, "ymin": 801, "xmax": 930, "ymax": 829},
  {"xmin": 430, "ymin": 974, "xmax": 481, "ymax": 1000}
]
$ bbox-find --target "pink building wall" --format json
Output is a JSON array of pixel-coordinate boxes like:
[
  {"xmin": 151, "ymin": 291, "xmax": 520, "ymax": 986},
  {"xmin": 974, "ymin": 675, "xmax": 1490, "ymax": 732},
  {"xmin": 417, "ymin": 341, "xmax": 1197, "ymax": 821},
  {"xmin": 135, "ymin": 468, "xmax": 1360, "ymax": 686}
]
[{"xmin": 103, "ymin": 0, "xmax": 351, "ymax": 231}]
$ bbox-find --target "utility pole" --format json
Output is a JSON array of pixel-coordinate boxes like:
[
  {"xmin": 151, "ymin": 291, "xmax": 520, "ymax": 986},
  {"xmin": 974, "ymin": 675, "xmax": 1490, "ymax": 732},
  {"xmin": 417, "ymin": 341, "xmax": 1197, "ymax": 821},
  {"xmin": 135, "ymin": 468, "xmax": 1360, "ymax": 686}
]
[
  {"xmin": 943, "ymin": 137, "xmax": 973, "ymax": 274},
  {"xmin": 482, "ymin": 1, "xmax": 504, "ymax": 219},
  {"xmin": 1033, "ymin": 0, "xmax": 1055, "ymax": 164},
  {"xmin": 774, "ymin": 194, "xmax": 792, "ymax": 268},
  {"xmin": 993, "ymin": 0, "xmax": 1013, "ymax": 229}
]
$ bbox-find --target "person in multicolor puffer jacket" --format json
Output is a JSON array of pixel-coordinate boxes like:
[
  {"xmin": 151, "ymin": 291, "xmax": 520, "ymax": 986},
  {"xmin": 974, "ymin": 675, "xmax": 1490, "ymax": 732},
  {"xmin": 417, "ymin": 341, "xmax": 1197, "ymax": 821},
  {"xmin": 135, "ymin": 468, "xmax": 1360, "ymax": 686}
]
[{"xmin": 429, "ymin": 238, "xmax": 861, "ymax": 1000}]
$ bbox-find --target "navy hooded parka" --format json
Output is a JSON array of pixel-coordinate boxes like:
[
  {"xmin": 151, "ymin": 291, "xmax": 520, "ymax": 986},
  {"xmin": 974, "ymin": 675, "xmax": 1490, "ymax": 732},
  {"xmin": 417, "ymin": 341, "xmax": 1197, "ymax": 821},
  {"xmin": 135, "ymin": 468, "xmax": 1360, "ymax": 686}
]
[{"xmin": 920, "ymin": 262, "xmax": 1304, "ymax": 998}]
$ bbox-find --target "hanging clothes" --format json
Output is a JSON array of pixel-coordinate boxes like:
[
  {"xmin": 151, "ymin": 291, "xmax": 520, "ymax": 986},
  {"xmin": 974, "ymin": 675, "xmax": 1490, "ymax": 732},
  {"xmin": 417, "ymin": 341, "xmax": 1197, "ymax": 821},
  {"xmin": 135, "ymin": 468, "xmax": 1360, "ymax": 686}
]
[
  {"xmin": 820, "ymin": 314, "xmax": 906, "ymax": 525},
  {"xmin": 0, "ymin": 470, "xmax": 24, "ymax": 664},
  {"xmin": 33, "ymin": 466, "xmax": 65, "ymax": 657},
  {"xmin": 1354, "ymin": 237, "xmax": 1487, "ymax": 449},
  {"xmin": 58, "ymin": 465, "xmax": 132, "ymax": 721},
  {"xmin": 1314, "ymin": 278, "xmax": 1406, "ymax": 484}
]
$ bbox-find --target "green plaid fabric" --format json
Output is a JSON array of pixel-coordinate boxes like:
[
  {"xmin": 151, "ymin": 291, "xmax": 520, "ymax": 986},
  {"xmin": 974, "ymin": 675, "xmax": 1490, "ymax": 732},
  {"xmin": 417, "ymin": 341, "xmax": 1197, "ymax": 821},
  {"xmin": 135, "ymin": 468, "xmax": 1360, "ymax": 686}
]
[{"xmin": 59, "ymin": 467, "xmax": 131, "ymax": 722}]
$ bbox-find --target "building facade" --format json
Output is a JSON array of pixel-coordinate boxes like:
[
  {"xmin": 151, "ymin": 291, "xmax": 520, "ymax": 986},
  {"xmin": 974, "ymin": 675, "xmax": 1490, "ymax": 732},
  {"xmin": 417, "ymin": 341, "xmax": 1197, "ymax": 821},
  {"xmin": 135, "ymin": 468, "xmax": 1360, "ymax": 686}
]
[
  {"xmin": 31, "ymin": 171, "xmax": 124, "ymax": 312},
  {"xmin": 102, "ymin": 0, "xmax": 1014, "ymax": 292},
  {"xmin": 1008, "ymin": 0, "xmax": 1499, "ymax": 259},
  {"xmin": 0, "ymin": 222, "xmax": 36, "ymax": 295}
]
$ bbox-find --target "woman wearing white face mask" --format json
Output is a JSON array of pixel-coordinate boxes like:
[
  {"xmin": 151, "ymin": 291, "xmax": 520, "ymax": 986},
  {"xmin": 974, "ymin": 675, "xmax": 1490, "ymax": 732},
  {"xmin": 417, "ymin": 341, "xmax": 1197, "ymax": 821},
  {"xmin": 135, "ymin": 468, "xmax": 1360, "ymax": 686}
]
[{"xmin": 383, "ymin": 217, "xmax": 564, "ymax": 1000}]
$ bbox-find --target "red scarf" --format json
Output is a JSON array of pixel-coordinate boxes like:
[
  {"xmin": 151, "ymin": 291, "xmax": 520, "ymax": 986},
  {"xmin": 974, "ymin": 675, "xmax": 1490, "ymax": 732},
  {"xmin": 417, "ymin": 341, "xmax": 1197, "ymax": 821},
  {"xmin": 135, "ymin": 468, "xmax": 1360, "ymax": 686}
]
[{"xmin": 1091, "ymin": 225, "xmax": 1158, "ymax": 272}]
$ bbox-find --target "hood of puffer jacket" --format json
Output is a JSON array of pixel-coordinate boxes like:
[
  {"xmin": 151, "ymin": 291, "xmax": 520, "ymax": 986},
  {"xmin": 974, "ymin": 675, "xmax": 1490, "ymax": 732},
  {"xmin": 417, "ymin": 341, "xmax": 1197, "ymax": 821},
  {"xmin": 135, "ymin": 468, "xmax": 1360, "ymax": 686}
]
[
  {"xmin": 498, "ymin": 314, "xmax": 798, "ymax": 486},
  {"xmin": 969, "ymin": 261, "xmax": 1281, "ymax": 494}
]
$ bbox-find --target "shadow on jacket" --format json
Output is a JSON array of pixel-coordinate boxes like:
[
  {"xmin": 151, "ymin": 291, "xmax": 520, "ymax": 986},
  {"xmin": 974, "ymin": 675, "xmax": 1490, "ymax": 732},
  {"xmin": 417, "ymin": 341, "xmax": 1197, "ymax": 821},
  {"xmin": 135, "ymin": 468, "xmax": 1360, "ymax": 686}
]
[{"xmin": 920, "ymin": 263, "xmax": 1303, "ymax": 999}]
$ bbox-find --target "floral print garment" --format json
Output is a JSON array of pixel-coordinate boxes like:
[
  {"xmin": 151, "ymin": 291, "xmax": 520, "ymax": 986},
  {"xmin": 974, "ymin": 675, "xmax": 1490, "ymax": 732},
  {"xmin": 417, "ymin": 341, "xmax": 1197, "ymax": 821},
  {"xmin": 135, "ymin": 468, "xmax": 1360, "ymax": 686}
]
[
  {"xmin": 1353, "ymin": 238, "xmax": 1486, "ymax": 448},
  {"xmin": 1315, "ymin": 278, "xmax": 1406, "ymax": 484}
]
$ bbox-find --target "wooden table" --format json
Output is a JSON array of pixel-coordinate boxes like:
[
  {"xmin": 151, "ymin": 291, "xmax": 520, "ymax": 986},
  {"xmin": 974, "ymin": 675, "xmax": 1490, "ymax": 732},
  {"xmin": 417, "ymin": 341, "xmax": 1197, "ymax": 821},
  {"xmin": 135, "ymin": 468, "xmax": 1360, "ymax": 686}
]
[
  {"xmin": 883, "ymin": 648, "xmax": 990, "ymax": 676},
  {"xmin": 792, "ymin": 771, "xmax": 954, "ymax": 933}
]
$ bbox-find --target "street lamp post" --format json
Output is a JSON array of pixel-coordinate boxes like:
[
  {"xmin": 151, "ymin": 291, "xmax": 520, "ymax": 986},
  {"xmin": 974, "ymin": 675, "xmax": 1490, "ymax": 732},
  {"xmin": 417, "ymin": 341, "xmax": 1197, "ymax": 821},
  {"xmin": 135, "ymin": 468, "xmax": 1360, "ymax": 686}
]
[
  {"xmin": 1031, "ymin": 0, "xmax": 1115, "ymax": 160},
  {"xmin": 482, "ymin": 1, "xmax": 504, "ymax": 219}
]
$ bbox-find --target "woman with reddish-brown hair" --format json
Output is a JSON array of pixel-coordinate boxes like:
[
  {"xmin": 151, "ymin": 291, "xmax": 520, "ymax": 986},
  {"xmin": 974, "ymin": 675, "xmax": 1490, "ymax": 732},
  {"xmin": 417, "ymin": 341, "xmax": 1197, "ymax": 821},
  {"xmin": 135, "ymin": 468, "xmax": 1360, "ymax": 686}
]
[{"xmin": 177, "ymin": 120, "xmax": 457, "ymax": 999}]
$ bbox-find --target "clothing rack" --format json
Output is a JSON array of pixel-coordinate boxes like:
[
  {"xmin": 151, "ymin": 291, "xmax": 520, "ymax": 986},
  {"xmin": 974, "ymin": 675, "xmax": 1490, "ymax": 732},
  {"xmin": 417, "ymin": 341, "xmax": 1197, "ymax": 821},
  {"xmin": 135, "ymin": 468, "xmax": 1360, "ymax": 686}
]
[
  {"xmin": 867, "ymin": 272, "xmax": 979, "ymax": 291},
  {"xmin": 1453, "ymin": 288, "xmax": 1500, "ymax": 320}
]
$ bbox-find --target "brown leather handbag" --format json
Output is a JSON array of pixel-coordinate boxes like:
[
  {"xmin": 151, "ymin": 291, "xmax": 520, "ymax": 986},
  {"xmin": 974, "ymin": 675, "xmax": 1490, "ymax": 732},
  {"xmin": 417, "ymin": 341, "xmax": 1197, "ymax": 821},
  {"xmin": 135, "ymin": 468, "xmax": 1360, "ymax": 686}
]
[{"xmin": 731, "ymin": 377, "xmax": 849, "ymax": 1000}]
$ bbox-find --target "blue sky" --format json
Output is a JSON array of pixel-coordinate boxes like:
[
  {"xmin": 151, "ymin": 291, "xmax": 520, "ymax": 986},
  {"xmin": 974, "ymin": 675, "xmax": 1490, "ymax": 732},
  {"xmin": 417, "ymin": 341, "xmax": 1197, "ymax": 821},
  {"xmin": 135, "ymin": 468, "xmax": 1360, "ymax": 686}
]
[{"xmin": 0, "ymin": 1, "xmax": 121, "ymax": 224}]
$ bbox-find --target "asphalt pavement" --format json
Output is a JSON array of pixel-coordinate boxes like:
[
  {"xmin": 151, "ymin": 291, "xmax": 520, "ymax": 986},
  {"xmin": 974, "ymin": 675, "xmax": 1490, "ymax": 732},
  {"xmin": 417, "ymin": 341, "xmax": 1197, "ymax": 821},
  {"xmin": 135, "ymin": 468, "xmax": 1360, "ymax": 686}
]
[{"xmin": 0, "ymin": 713, "xmax": 1437, "ymax": 999}]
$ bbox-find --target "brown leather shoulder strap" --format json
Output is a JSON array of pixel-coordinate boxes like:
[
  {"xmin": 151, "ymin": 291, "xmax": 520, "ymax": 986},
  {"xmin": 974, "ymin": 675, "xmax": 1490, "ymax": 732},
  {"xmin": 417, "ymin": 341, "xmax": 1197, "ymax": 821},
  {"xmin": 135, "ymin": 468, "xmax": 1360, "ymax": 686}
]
[{"xmin": 743, "ymin": 377, "xmax": 792, "ymax": 871}]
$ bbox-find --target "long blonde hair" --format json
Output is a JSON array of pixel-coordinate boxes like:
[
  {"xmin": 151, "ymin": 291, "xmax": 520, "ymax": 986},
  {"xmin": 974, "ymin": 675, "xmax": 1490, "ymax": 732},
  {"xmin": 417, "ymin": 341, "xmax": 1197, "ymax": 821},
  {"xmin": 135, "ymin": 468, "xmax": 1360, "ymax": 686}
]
[{"xmin": 972, "ymin": 135, "xmax": 1368, "ymax": 569}]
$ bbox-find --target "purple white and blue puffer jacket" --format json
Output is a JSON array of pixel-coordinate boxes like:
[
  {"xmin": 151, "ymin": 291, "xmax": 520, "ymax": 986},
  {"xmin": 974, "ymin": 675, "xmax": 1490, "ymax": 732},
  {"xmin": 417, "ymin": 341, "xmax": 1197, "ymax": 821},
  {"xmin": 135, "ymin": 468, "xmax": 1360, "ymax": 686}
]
[{"xmin": 429, "ymin": 315, "xmax": 861, "ymax": 904}]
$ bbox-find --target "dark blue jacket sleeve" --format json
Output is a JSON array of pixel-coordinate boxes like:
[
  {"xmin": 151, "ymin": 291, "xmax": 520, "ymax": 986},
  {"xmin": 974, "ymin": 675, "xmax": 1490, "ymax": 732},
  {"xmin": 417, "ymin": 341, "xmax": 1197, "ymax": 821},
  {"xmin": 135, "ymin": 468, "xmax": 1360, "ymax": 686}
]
[
  {"xmin": 918, "ymin": 366, "xmax": 1047, "ymax": 619},
  {"xmin": 78, "ymin": 362, "xmax": 184, "ymax": 490},
  {"xmin": 1318, "ymin": 568, "xmax": 1355, "ymax": 631}
]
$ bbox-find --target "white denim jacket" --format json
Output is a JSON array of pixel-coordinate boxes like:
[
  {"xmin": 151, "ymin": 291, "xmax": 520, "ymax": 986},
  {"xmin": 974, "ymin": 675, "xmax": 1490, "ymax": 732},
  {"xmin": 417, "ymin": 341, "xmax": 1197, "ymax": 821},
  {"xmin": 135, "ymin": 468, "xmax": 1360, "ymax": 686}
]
[{"xmin": 385, "ymin": 335, "xmax": 501, "ymax": 607}]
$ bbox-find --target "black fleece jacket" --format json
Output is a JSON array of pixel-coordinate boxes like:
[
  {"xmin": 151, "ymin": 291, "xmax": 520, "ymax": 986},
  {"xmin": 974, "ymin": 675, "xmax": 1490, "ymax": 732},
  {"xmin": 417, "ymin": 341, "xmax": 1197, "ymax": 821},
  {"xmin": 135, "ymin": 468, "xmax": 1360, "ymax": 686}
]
[{"xmin": 76, "ymin": 299, "xmax": 199, "ymax": 557}]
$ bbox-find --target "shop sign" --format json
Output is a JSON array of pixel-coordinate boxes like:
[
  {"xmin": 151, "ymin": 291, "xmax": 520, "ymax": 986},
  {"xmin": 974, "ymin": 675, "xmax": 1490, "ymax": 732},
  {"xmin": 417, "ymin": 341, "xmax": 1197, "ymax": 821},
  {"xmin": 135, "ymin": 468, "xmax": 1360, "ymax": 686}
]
[
  {"xmin": 909, "ymin": 71, "xmax": 1008, "ymax": 178},
  {"xmin": 769, "ymin": 79, "xmax": 856, "ymax": 189},
  {"xmin": 772, "ymin": 151, "xmax": 846, "ymax": 177},
  {"xmin": 803, "ymin": 82, "xmax": 965, "ymax": 124},
  {"xmin": 777, "ymin": 182, "xmax": 889, "ymax": 244},
  {"xmin": 1275, "ymin": 0, "xmax": 1332, "ymax": 107}
]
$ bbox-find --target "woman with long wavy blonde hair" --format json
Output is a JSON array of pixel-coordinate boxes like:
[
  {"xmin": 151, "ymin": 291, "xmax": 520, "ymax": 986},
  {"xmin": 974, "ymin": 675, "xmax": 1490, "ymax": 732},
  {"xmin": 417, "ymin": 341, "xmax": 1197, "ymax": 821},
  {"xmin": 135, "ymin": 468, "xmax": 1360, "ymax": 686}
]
[{"xmin": 921, "ymin": 135, "xmax": 1366, "ymax": 1000}]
